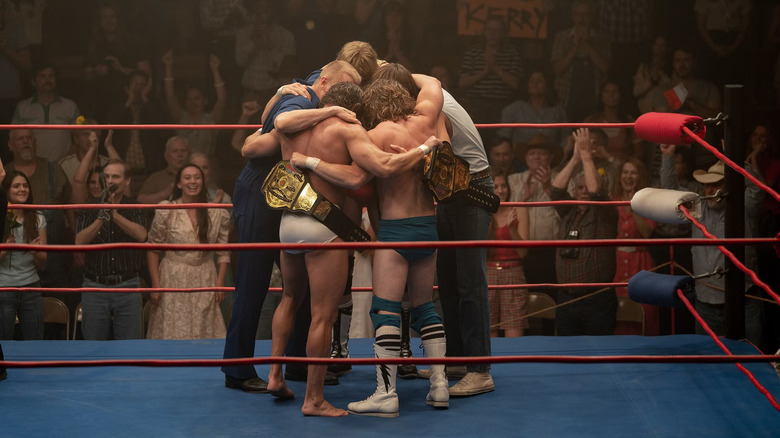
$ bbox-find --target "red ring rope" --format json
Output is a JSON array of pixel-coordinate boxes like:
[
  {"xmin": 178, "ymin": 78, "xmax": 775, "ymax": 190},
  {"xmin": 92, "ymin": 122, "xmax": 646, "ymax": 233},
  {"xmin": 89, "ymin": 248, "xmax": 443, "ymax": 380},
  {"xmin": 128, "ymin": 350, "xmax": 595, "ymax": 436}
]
[
  {"xmin": 676, "ymin": 288, "xmax": 780, "ymax": 411},
  {"xmin": 0, "ymin": 238, "xmax": 774, "ymax": 253},
  {"xmin": 1, "ymin": 353, "xmax": 778, "ymax": 368},
  {"xmin": 2, "ymin": 122, "xmax": 636, "ymax": 131},
  {"xmin": 680, "ymin": 206, "xmax": 780, "ymax": 306},
  {"xmin": 0, "ymin": 282, "xmax": 630, "ymax": 294}
]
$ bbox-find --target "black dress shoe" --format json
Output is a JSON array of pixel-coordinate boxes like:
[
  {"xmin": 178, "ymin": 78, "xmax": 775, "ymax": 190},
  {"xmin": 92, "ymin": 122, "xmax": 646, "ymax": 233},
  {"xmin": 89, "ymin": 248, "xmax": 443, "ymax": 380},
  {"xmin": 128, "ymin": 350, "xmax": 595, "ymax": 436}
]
[
  {"xmin": 0, "ymin": 369, "xmax": 6, "ymax": 380},
  {"xmin": 285, "ymin": 365, "xmax": 339, "ymax": 386},
  {"xmin": 225, "ymin": 376, "xmax": 269, "ymax": 393}
]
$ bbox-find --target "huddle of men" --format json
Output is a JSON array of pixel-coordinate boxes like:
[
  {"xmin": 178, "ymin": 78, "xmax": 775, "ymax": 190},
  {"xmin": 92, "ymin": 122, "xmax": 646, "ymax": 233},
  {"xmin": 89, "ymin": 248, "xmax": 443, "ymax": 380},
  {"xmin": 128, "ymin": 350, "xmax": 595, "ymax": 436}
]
[{"xmin": 221, "ymin": 41, "xmax": 496, "ymax": 417}]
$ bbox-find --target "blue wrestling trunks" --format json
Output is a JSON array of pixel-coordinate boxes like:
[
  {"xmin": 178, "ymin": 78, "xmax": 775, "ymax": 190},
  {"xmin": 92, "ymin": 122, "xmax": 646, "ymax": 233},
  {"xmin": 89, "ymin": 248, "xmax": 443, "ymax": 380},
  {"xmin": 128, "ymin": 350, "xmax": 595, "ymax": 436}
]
[{"xmin": 377, "ymin": 215, "xmax": 438, "ymax": 262}]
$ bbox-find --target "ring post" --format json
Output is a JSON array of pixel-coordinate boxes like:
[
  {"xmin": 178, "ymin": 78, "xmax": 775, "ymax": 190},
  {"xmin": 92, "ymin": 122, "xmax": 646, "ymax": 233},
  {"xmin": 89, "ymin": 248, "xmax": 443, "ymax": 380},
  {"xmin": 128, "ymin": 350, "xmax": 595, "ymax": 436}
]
[{"xmin": 724, "ymin": 84, "xmax": 745, "ymax": 340}]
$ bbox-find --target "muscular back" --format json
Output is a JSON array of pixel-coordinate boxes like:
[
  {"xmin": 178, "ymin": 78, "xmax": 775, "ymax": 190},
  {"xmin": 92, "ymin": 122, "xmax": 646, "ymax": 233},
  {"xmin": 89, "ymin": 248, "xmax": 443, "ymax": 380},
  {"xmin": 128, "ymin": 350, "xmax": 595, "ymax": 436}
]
[
  {"xmin": 280, "ymin": 118, "xmax": 352, "ymax": 206},
  {"xmin": 369, "ymin": 115, "xmax": 436, "ymax": 220}
]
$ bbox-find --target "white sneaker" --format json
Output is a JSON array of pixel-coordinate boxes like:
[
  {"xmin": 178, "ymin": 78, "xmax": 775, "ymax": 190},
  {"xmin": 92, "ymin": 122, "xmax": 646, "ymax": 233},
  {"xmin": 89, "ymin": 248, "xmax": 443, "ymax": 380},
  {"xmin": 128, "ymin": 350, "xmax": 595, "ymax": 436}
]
[
  {"xmin": 448, "ymin": 372, "xmax": 494, "ymax": 397},
  {"xmin": 348, "ymin": 391, "xmax": 399, "ymax": 418},
  {"xmin": 426, "ymin": 384, "xmax": 449, "ymax": 408}
]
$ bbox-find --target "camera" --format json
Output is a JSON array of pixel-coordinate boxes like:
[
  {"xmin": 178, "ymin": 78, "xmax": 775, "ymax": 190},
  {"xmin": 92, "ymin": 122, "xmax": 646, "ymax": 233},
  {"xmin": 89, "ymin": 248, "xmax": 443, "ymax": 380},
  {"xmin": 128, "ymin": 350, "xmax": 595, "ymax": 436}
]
[{"xmin": 559, "ymin": 230, "xmax": 580, "ymax": 259}]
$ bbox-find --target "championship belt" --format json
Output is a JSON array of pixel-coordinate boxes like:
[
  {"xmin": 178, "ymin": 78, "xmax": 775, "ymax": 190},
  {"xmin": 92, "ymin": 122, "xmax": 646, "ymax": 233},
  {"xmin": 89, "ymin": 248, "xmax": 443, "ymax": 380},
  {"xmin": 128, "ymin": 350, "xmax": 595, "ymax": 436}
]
[
  {"xmin": 262, "ymin": 161, "xmax": 370, "ymax": 243},
  {"xmin": 423, "ymin": 141, "xmax": 500, "ymax": 213}
]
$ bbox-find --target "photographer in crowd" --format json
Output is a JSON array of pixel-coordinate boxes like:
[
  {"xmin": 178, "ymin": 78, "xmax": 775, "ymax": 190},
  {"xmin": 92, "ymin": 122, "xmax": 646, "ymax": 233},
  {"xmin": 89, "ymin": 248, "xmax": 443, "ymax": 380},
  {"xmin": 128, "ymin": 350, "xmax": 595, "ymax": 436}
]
[
  {"xmin": 75, "ymin": 159, "xmax": 150, "ymax": 340},
  {"xmin": 550, "ymin": 128, "xmax": 618, "ymax": 336}
]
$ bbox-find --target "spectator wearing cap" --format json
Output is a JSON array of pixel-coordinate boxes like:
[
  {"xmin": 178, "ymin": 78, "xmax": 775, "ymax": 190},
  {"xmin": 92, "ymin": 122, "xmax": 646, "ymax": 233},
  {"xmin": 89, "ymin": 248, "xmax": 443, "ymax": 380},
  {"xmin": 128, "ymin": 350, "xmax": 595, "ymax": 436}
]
[
  {"xmin": 661, "ymin": 146, "xmax": 766, "ymax": 344},
  {"xmin": 507, "ymin": 134, "xmax": 563, "ymax": 300}
]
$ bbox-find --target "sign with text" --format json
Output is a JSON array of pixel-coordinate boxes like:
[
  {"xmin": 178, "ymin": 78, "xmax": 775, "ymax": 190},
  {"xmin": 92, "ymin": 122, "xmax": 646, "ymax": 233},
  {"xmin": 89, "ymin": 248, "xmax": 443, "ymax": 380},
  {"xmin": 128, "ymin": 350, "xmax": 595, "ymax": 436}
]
[{"xmin": 458, "ymin": 0, "xmax": 548, "ymax": 39}]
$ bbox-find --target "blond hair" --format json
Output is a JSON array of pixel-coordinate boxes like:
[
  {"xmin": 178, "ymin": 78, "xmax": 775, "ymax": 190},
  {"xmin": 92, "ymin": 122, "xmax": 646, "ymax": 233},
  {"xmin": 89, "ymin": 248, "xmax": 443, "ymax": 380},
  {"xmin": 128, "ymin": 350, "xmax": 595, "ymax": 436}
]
[
  {"xmin": 336, "ymin": 41, "xmax": 378, "ymax": 87},
  {"xmin": 321, "ymin": 60, "xmax": 362, "ymax": 87}
]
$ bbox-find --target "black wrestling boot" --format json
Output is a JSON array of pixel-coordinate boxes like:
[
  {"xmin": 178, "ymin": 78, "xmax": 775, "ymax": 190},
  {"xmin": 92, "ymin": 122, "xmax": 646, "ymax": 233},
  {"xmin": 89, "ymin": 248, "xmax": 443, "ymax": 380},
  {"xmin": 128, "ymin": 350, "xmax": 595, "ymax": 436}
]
[
  {"xmin": 328, "ymin": 303, "xmax": 353, "ymax": 377},
  {"xmin": 398, "ymin": 305, "xmax": 418, "ymax": 379}
]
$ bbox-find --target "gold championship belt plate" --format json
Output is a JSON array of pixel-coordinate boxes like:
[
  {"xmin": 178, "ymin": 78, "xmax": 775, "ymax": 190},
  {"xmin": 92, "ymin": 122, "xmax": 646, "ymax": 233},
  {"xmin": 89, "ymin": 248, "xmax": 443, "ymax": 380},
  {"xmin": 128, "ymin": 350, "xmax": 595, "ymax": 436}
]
[
  {"xmin": 423, "ymin": 141, "xmax": 499, "ymax": 212},
  {"xmin": 262, "ymin": 161, "xmax": 370, "ymax": 242}
]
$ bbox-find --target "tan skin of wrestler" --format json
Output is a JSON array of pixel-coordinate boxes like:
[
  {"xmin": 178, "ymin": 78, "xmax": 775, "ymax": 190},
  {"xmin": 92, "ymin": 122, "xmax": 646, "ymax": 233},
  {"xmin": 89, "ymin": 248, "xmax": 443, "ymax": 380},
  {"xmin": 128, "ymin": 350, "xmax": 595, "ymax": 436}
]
[
  {"xmin": 241, "ymin": 90, "xmax": 435, "ymax": 417},
  {"xmin": 292, "ymin": 75, "xmax": 446, "ymax": 332}
]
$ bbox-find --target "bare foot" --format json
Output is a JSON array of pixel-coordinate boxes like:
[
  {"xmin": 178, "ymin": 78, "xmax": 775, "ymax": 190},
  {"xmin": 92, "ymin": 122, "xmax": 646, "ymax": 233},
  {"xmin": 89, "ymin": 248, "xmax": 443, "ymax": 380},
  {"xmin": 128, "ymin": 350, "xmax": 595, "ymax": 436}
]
[
  {"xmin": 302, "ymin": 399, "xmax": 348, "ymax": 417},
  {"xmin": 267, "ymin": 377, "xmax": 295, "ymax": 400}
]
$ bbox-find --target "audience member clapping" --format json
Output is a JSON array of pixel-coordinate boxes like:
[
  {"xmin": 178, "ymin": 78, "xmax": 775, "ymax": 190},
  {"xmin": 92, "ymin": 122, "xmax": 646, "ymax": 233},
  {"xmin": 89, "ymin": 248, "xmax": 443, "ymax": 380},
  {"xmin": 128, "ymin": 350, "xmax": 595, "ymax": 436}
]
[
  {"xmin": 551, "ymin": 0, "xmax": 611, "ymax": 122},
  {"xmin": 632, "ymin": 35, "xmax": 672, "ymax": 115},
  {"xmin": 458, "ymin": 15, "xmax": 522, "ymax": 123},
  {"xmin": 487, "ymin": 171, "xmax": 529, "ymax": 337}
]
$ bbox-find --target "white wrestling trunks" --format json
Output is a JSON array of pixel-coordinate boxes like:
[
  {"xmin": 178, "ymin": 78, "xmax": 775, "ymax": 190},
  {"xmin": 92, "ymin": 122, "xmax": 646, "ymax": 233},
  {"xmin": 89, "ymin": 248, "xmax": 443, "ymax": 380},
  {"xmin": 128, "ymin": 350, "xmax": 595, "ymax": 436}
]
[{"xmin": 279, "ymin": 211, "xmax": 338, "ymax": 254}]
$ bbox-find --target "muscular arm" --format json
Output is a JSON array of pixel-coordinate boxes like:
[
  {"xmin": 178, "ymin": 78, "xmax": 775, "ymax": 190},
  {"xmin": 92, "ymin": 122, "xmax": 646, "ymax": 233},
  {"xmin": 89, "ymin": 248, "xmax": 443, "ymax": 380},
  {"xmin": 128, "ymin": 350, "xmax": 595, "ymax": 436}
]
[
  {"xmin": 275, "ymin": 106, "xmax": 359, "ymax": 134},
  {"xmin": 292, "ymin": 129, "xmax": 437, "ymax": 189},
  {"xmin": 411, "ymin": 74, "xmax": 444, "ymax": 125},
  {"xmin": 241, "ymin": 129, "xmax": 281, "ymax": 158}
]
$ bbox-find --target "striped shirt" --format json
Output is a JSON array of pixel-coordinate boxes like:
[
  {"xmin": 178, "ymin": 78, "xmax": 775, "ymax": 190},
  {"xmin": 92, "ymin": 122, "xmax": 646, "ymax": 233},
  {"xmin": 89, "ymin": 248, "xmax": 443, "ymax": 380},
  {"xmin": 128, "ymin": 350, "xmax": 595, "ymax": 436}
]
[
  {"xmin": 459, "ymin": 43, "xmax": 522, "ymax": 101},
  {"xmin": 77, "ymin": 196, "xmax": 151, "ymax": 278}
]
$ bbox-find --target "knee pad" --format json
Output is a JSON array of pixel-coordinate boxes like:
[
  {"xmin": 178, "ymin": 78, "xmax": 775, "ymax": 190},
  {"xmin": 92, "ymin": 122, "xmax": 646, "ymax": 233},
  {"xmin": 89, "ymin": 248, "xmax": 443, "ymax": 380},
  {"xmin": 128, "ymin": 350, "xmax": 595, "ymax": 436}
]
[
  {"xmin": 410, "ymin": 301, "xmax": 442, "ymax": 334},
  {"xmin": 370, "ymin": 296, "xmax": 402, "ymax": 331}
]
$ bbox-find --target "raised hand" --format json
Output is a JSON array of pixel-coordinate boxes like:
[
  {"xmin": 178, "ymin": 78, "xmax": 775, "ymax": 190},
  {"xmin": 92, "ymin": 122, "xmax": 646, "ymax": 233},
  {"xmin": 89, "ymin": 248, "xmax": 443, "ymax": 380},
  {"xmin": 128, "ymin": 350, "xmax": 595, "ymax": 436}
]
[
  {"xmin": 241, "ymin": 101, "xmax": 261, "ymax": 117},
  {"xmin": 162, "ymin": 50, "xmax": 174, "ymax": 66},
  {"xmin": 659, "ymin": 143, "xmax": 675, "ymax": 156},
  {"xmin": 210, "ymin": 54, "xmax": 221, "ymax": 71}
]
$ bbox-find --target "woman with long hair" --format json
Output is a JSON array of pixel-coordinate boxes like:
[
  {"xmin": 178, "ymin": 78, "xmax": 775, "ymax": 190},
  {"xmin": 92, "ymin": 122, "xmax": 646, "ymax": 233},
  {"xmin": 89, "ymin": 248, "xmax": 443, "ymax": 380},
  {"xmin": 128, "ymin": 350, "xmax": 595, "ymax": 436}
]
[
  {"xmin": 0, "ymin": 171, "xmax": 47, "ymax": 340},
  {"xmin": 612, "ymin": 158, "xmax": 658, "ymax": 336},
  {"xmin": 487, "ymin": 171, "xmax": 529, "ymax": 337},
  {"xmin": 146, "ymin": 164, "xmax": 230, "ymax": 339}
]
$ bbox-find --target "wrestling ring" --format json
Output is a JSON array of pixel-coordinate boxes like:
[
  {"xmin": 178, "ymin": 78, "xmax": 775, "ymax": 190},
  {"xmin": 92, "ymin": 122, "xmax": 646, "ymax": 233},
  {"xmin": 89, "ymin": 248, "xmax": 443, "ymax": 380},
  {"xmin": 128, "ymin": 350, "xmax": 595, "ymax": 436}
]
[{"xmin": 1, "ymin": 87, "xmax": 780, "ymax": 437}]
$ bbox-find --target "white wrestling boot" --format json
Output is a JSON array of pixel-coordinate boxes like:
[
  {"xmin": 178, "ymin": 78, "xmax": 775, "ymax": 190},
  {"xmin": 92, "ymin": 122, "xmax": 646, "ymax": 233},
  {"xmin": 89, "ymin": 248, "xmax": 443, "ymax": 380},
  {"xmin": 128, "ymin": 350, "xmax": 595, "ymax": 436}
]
[
  {"xmin": 421, "ymin": 326, "xmax": 449, "ymax": 408},
  {"xmin": 347, "ymin": 326, "xmax": 400, "ymax": 418}
]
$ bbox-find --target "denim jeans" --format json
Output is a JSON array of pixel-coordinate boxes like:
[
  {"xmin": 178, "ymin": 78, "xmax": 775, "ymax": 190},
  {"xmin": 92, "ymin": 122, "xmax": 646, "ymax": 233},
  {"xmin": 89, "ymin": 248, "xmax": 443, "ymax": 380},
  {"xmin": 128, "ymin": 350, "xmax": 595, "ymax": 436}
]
[
  {"xmin": 436, "ymin": 176, "xmax": 493, "ymax": 373},
  {"xmin": 0, "ymin": 281, "xmax": 43, "ymax": 340},
  {"xmin": 81, "ymin": 277, "xmax": 142, "ymax": 340},
  {"xmin": 556, "ymin": 288, "xmax": 617, "ymax": 336},
  {"xmin": 222, "ymin": 162, "xmax": 282, "ymax": 380}
]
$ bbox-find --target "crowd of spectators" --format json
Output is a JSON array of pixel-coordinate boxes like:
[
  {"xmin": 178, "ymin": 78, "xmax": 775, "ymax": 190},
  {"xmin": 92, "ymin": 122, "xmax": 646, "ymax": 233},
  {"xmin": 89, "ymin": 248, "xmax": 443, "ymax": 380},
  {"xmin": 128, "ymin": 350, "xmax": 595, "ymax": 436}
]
[{"xmin": 0, "ymin": 1, "xmax": 778, "ymax": 352}]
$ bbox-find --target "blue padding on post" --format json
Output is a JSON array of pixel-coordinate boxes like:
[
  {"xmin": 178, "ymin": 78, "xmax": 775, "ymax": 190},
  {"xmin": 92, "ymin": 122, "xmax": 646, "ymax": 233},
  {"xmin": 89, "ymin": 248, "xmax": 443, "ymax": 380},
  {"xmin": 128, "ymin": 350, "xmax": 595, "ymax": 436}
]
[{"xmin": 628, "ymin": 270, "xmax": 695, "ymax": 308}]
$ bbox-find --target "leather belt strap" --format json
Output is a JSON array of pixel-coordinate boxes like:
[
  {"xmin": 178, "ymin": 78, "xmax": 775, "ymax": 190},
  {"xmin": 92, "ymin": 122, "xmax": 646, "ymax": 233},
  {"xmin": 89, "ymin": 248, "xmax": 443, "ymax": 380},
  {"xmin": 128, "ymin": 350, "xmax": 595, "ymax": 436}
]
[
  {"xmin": 262, "ymin": 161, "xmax": 370, "ymax": 243},
  {"xmin": 423, "ymin": 141, "xmax": 499, "ymax": 213},
  {"xmin": 470, "ymin": 168, "xmax": 492, "ymax": 181}
]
